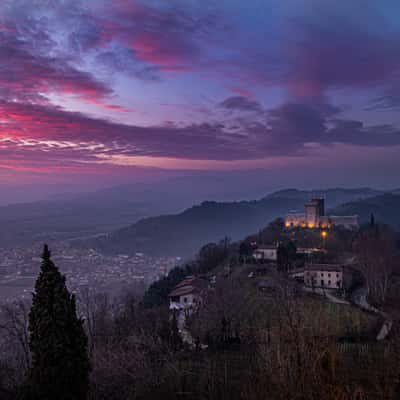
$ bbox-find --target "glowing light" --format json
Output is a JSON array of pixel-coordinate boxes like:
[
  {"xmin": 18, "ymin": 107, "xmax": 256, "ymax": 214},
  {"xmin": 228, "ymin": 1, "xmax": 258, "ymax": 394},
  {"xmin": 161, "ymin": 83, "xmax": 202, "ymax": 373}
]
[
  {"xmin": 308, "ymin": 223, "xmax": 314, "ymax": 228},
  {"xmin": 321, "ymin": 231, "xmax": 327, "ymax": 238}
]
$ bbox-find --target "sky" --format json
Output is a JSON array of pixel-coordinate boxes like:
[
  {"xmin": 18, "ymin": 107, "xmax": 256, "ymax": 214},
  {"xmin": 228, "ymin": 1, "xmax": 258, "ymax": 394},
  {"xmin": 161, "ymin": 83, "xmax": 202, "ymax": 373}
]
[{"xmin": 0, "ymin": 0, "xmax": 400, "ymax": 198}]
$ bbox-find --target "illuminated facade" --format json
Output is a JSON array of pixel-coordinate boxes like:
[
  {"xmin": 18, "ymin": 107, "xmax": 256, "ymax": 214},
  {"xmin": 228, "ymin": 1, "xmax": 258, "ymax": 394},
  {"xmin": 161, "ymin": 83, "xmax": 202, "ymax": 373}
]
[{"xmin": 285, "ymin": 198, "xmax": 358, "ymax": 229}]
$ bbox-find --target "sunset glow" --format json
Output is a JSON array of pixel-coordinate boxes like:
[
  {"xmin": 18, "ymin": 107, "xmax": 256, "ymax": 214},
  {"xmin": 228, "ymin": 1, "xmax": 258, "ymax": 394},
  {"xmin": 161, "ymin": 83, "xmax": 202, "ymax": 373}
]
[{"xmin": 0, "ymin": 0, "xmax": 399, "ymax": 186}]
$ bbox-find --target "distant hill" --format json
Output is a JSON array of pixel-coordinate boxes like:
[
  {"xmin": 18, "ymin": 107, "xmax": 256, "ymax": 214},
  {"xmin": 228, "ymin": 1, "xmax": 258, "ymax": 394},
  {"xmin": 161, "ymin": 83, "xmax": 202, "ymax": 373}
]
[
  {"xmin": 74, "ymin": 197, "xmax": 304, "ymax": 257},
  {"xmin": 76, "ymin": 188, "xmax": 385, "ymax": 258},
  {"xmin": 330, "ymin": 193, "xmax": 400, "ymax": 228},
  {"xmin": 267, "ymin": 187, "xmax": 383, "ymax": 208}
]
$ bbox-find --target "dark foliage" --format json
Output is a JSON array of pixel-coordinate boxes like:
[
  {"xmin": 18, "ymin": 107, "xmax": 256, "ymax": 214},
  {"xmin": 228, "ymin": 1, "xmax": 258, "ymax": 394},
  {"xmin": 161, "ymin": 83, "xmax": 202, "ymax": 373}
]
[
  {"xmin": 331, "ymin": 193, "xmax": 400, "ymax": 229},
  {"xmin": 24, "ymin": 245, "xmax": 90, "ymax": 400},
  {"xmin": 277, "ymin": 241, "xmax": 297, "ymax": 271}
]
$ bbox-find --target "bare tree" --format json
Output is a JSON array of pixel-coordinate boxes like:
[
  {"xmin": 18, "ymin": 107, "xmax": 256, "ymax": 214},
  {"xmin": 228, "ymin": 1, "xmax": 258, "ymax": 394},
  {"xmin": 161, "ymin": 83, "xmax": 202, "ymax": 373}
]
[
  {"xmin": 353, "ymin": 225, "xmax": 396, "ymax": 304},
  {"xmin": 78, "ymin": 288, "xmax": 115, "ymax": 355},
  {"xmin": 0, "ymin": 300, "xmax": 30, "ymax": 373}
]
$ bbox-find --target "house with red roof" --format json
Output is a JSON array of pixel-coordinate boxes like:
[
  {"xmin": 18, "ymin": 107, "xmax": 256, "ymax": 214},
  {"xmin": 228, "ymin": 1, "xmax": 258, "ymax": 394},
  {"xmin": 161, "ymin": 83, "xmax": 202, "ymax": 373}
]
[{"xmin": 169, "ymin": 276, "xmax": 208, "ymax": 310}]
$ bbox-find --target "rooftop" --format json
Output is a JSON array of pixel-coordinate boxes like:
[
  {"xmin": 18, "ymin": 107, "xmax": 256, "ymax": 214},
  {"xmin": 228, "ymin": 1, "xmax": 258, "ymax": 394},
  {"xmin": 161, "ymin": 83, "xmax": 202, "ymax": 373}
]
[
  {"xmin": 169, "ymin": 275, "xmax": 208, "ymax": 297},
  {"xmin": 305, "ymin": 264, "xmax": 345, "ymax": 272}
]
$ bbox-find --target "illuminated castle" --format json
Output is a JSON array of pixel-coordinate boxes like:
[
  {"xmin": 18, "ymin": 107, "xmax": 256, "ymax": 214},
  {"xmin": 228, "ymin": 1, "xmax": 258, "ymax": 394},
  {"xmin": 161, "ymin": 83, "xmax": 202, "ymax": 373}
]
[{"xmin": 285, "ymin": 198, "xmax": 358, "ymax": 229}]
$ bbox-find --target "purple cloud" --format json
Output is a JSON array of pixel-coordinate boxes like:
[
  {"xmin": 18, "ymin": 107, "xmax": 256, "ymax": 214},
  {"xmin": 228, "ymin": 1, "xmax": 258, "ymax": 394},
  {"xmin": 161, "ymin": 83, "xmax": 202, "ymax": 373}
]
[
  {"xmin": 219, "ymin": 96, "xmax": 263, "ymax": 113},
  {"xmin": 0, "ymin": 21, "xmax": 112, "ymax": 104},
  {"xmin": 0, "ymin": 0, "xmax": 400, "ymax": 185}
]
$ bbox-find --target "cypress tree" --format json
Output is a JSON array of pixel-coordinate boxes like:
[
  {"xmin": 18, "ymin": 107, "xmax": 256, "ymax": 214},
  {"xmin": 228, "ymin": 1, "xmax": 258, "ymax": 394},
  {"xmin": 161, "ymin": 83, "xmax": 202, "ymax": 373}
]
[
  {"xmin": 26, "ymin": 245, "xmax": 90, "ymax": 400},
  {"xmin": 370, "ymin": 212, "xmax": 375, "ymax": 227}
]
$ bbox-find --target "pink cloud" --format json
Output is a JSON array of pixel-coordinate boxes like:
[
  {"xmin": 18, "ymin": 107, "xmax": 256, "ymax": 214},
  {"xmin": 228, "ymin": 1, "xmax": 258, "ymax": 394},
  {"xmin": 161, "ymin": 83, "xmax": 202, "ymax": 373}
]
[
  {"xmin": 84, "ymin": 98, "xmax": 133, "ymax": 113},
  {"xmin": 230, "ymin": 87, "xmax": 254, "ymax": 98},
  {"xmin": 131, "ymin": 32, "xmax": 192, "ymax": 71}
]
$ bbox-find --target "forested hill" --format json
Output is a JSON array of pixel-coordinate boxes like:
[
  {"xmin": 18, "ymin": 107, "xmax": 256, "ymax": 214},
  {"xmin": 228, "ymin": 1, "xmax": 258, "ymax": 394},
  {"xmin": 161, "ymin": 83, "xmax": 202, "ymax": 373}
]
[
  {"xmin": 75, "ymin": 197, "xmax": 303, "ymax": 257},
  {"xmin": 330, "ymin": 193, "xmax": 400, "ymax": 228},
  {"xmin": 75, "ymin": 188, "xmax": 386, "ymax": 258},
  {"xmin": 268, "ymin": 187, "xmax": 382, "ymax": 207}
]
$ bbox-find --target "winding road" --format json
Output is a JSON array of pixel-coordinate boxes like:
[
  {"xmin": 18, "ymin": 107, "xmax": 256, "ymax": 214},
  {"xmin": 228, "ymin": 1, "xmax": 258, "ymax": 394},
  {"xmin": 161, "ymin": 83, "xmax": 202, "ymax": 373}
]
[
  {"xmin": 350, "ymin": 285, "xmax": 393, "ymax": 341},
  {"xmin": 303, "ymin": 283, "xmax": 393, "ymax": 341}
]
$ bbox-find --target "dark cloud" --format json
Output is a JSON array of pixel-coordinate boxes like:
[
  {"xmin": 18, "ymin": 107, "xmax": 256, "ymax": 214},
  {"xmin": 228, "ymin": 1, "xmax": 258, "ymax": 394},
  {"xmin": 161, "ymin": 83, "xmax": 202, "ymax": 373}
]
[
  {"xmin": 265, "ymin": 100, "xmax": 400, "ymax": 150},
  {"xmin": 224, "ymin": 3, "xmax": 400, "ymax": 102},
  {"xmin": 219, "ymin": 96, "xmax": 263, "ymax": 113},
  {"xmin": 366, "ymin": 78, "xmax": 400, "ymax": 111},
  {"xmin": 286, "ymin": 18, "xmax": 400, "ymax": 96},
  {"xmin": 328, "ymin": 120, "xmax": 400, "ymax": 147}
]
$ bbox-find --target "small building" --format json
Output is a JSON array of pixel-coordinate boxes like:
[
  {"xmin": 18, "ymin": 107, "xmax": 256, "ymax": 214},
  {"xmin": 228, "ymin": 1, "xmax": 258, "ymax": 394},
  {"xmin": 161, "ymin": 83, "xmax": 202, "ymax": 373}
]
[
  {"xmin": 290, "ymin": 264, "xmax": 354, "ymax": 290},
  {"xmin": 253, "ymin": 245, "xmax": 278, "ymax": 261},
  {"xmin": 169, "ymin": 276, "xmax": 208, "ymax": 310}
]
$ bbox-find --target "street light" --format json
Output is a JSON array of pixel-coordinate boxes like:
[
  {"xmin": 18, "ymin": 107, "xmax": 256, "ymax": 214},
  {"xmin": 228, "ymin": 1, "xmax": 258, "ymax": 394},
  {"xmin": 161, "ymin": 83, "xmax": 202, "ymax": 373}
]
[{"xmin": 321, "ymin": 230, "xmax": 327, "ymax": 249}]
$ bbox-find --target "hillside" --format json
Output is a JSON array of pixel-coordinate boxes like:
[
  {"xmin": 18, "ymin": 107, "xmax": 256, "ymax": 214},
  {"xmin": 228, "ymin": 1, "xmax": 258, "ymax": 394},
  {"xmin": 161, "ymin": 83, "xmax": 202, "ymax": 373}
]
[
  {"xmin": 76, "ymin": 188, "xmax": 384, "ymax": 258},
  {"xmin": 267, "ymin": 187, "xmax": 383, "ymax": 207},
  {"xmin": 74, "ymin": 197, "xmax": 302, "ymax": 257},
  {"xmin": 330, "ymin": 193, "xmax": 400, "ymax": 228}
]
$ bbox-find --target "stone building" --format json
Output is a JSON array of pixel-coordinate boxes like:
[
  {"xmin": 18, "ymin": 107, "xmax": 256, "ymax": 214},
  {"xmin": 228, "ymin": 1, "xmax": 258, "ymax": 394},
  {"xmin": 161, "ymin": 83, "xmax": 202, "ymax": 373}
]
[{"xmin": 285, "ymin": 198, "xmax": 358, "ymax": 229}]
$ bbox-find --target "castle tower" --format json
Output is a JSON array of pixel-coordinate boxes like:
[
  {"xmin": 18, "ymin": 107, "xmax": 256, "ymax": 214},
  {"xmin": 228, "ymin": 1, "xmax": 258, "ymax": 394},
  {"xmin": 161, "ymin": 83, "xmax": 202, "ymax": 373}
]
[{"xmin": 305, "ymin": 198, "xmax": 324, "ymax": 227}]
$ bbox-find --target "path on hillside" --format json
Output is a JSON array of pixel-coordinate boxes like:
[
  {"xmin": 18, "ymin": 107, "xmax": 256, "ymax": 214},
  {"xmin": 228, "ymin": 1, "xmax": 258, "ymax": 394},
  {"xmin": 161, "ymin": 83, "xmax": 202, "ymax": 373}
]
[
  {"xmin": 350, "ymin": 285, "xmax": 393, "ymax": 341},
  {"xmin": 303, "ymin": 284, "xmax": 393, "ymax": 341},
  {"xmin": 351, "ymin": 286, "xmax": 379, "ymax": 313}
]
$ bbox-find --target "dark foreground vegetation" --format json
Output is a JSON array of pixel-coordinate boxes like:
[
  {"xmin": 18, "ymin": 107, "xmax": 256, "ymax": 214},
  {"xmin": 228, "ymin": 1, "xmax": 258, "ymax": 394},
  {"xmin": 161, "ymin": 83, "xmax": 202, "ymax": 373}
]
[{"xmin": 0, "ymin": 220, "xmax": 400, "ymax": 399}]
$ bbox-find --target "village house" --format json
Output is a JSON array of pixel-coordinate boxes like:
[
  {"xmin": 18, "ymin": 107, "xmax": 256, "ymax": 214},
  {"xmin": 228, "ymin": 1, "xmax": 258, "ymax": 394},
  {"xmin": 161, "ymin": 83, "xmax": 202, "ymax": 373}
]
[
  {"xmin": 169, "ymin": 276, "xmax": 208, "ymax": 311},
  {"xmin": 290, "ymin": 264, "xmax": 354, "ymax": 290},
  {"xmin": 252, "ymin": 245, "xmax": 278, "ymax": 262}
]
